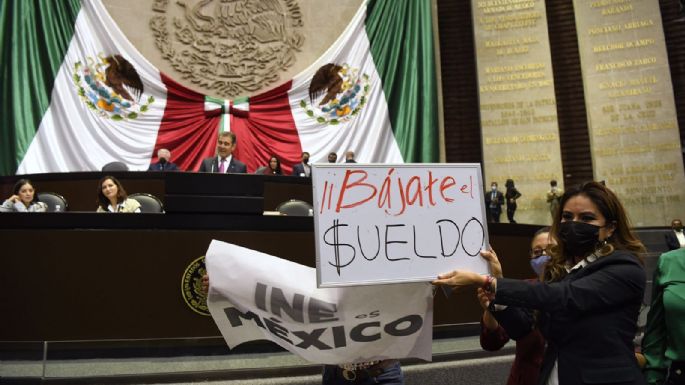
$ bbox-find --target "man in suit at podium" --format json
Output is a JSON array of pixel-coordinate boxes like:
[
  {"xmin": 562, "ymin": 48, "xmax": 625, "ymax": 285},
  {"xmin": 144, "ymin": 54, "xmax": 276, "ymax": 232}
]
[
  {"xmin": 198, "ymin": 131, "xmax": 247, "ymax": 174},
  {"xmin": 292, "ymin": 151, "xmax": 311, "ymax": 177},
  {"xmin": 148, "ymin": 148, "xmax": 179, "ymax": 171}
]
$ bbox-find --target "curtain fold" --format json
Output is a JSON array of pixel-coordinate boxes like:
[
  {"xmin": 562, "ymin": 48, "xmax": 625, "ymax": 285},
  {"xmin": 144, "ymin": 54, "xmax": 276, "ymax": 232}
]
[
  {"xmin": 0, "ymin": 0, "xmax": 81, "ymax": 175},
  {"xmin": 366, "ymin": 0, "xmax": 438, "ymax": 163}
]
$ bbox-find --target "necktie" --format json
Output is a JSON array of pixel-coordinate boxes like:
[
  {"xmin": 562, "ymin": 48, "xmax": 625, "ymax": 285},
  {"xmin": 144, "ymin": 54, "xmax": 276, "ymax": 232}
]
[{"xmin": 218, "ymin": 159, "xmax": 226, "ymax": 173}]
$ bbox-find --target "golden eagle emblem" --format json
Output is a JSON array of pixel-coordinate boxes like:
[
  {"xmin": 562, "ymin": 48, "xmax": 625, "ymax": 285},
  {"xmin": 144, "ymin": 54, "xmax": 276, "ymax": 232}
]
[
  {"xmin": 72, "ymin": 53, "xmax": 154, "ymax": 121},
  {"xmin": 104, "ymin": 54, "xmax": 144, "ymax": 102},
  {"xmin": 300, "ymin": 63, "xmax": 370, "ymax": 125}
]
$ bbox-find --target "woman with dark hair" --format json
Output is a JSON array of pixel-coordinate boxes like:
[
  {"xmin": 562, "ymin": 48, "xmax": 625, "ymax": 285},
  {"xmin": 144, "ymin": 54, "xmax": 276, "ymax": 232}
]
[
  {"xmin": 434, "ymin": 181, "xmax": 647, "ymax": 385},
  {"xmin": 478, "ymin": 226, "xmax": 554, "ymax": 385},
  {"xmin": 1, "ymin": 179, "xmax": 47, "ymax": 212},
  {"xmin": 260, "ymin": 155, "xmax": 282, "ymax": 175},
  {"xmin": 96, "ymin": 176, "xmax": 141, "ymax": 213},
  {"xmin": 505, "ymin": 178, "xmax": 522, "ymax": 223}
]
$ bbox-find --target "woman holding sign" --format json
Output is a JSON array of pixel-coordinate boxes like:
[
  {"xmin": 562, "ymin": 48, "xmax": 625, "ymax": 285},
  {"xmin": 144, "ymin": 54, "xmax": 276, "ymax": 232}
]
[
  {"xmin": 434, "ymin": 181, "xmax": 647, "ymax": 385},
  {"xmin": 478, "ymin": 227, "xmax": 554, "ymax": 385}
]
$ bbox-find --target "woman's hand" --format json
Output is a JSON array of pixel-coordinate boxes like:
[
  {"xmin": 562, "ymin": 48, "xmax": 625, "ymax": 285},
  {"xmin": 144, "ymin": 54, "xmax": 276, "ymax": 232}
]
[
  {"xmin": 478, "ymin": 288, "xmax": 499, "ymax": 330},
  {"xmin": 432, "ymin": 270, "xmax": 484, "ymax": 288},
  {"xmin": 476, "ymin": 287, "xmax": 491, "ymax": 310},
  {"xmin": 481, "ymin": 248, "xmax": 503, "ymax": 278},
  {"xmin": 8, "ymin": 195, "xmax": 19, "ymax": 203}
]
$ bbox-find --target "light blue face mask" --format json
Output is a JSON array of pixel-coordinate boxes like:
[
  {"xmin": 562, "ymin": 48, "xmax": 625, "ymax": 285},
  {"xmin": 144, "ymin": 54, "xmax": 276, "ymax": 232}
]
[{"xmin": 530, "ymin": 254, "xmax": 551, "ymax": 276}]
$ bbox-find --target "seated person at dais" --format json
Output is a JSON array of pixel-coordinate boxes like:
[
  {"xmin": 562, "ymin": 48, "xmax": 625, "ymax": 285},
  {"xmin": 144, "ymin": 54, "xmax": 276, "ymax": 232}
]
[
  {"xmin": 148, "ymin": 148, "xmax": 179, "ymax": 171},
  {"xmin": 258, "ymin": 155, "xmax": 283, "ymax": 175},
  {"xmin": 198, "ymin": 131, "xmax": 247, "ymax": 174},
  {"xmin": 0, "ymin": 179, "xmax": 48, "ymax": 212},
  {"xmin": 292, "ymin": 151, "xmax": 311, "ymax": 177},
  {"xmin": 96, "ymin": 176, "xmax": 141, "ymax": 213}
]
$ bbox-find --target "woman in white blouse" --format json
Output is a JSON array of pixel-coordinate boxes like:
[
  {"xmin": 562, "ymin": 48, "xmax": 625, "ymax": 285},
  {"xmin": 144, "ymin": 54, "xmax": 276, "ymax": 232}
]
[{"xmin": 96, "ymin": 176, "xmax": 141, "ymax": 213}]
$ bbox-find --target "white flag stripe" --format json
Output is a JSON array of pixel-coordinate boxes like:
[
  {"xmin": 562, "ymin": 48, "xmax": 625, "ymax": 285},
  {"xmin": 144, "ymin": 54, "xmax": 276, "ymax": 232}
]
[
  {"xmin": 17, "ymin": 0, "xmax": 168, "ymax": 174},
  {"xmin": 288, "ymin": 3, "xmax": 403, "ymax": 164}
]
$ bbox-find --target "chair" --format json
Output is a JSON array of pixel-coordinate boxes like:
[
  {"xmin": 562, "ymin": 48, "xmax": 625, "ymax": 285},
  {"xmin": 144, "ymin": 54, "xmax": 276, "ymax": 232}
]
[
  {"xmin": 101, "ymin": 161, "xmax": 129, "ymax": 172},
  {"xmin": 276, "ymin": 199, "xmax": 313, "ymax": 216},
  {"xmin": 128, "ymin": 193, "xmax": 164, "ymax": 213},
  {"xmin": 37, "ymin": 192, "xmax": 68, "ymax": 212}
]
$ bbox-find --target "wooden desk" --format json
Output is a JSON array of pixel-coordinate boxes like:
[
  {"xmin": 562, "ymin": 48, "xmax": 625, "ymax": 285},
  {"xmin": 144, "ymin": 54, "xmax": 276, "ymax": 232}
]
[{"xmin": 0, "ymin": 173, "xmax": 536, "ymax": 341}]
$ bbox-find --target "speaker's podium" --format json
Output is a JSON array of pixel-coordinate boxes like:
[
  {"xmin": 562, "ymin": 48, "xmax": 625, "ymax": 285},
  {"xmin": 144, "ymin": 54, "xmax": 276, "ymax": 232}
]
[{"xmin": 165, "ymin": 172, "xmax": 266, "ymax": 214}]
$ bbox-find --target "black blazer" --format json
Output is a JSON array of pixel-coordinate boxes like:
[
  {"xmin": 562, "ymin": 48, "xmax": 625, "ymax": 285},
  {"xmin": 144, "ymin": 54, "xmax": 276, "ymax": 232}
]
[
  {"xmin": 198, "ymin": 156, "xmax": 247, "ymax": 174},
  {"xmin": 291, "ymin": 162, "xmax": 310, "ymax": 177},
  {"xmin": 665, "ymin": 231, "xmax": 682, "ymax": 251},
  {"xmin": 484, "ymin": 190, "xmax": 504, "ymax": 208},
  {"xmin": 492, "ymin": 250, "xmax": 646, "ymax": 385}
]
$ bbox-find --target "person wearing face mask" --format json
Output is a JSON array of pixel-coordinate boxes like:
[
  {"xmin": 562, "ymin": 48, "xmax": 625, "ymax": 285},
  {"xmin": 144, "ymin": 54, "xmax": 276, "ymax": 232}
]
[
  {"xmin": 484, "ymin": 181, "xmax": 505, "ymax": 223},
  {"xmin": 478, "ymin": 226, "xmax": 554, "ymax": 385},
  {"xmin": 434, "ymin": 181, "xmax": 647, "ymax": 385},
  {"xmin": 664, "ymin": 219, "xmax": 684, "ymax": 250},
  {"xmin": 292, "ymin": 151, "xmax": 311, "ymax": 177},
  {"xmin": 0, "ymin": 179, "xmax": 48, "ymax": 212},
  {"xmin": 148, "ymin": 148, "xmax": 179, "ymax": 171}
]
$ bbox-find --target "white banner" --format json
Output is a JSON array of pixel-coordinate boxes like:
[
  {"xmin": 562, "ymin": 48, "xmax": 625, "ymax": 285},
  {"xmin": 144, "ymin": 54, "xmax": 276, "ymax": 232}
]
[{"xmin": 205, "ymin": 240, "xmax": 434, "ymax": 364}]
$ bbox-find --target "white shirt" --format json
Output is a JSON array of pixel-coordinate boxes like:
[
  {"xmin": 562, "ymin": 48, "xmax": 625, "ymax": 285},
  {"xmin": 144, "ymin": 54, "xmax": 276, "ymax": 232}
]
[
  {"xmin": 217, "ymin": 155, "xmax": 233, "ymax": 173},
  {"xmin": 675, "ymin": 230, "xmax": 685, "ymax": 248},
  {"xmin": 105, "ymin": 200, "xmax": 141, "ymax": 213}
]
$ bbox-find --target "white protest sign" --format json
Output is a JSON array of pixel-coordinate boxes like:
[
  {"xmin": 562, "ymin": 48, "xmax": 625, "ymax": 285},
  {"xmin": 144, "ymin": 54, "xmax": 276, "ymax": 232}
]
[
  {"xmin": 312, "ymin": 163, "xmax": 489, "ymax": 287},
  {"xmin": 205, "ymin": 240, "xmax": 434, "ymax": 365}
]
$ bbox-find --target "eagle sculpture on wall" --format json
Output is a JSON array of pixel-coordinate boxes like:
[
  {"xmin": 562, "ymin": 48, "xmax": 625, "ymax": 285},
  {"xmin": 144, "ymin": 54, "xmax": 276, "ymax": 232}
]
[
  {"xmin": 309, "ymin": 63, "xmax": 344, "ymax": 106},
  {"xmin": 104, "ymin": 54, "xmax": 144, "ymax": 102}
]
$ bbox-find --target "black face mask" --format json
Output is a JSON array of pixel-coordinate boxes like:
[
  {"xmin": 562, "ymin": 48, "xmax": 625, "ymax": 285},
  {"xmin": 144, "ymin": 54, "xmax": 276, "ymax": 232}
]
[{"xmin": 559, "ymin": 221, "xmax": 601, "ymax": 257}]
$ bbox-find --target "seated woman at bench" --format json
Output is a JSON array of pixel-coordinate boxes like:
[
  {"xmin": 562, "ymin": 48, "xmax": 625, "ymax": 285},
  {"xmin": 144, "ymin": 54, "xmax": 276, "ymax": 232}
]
[
  {"xmin": 96, "ymin": 176, "xmax": 141, "ymax": 213},
  {"xmin": 0, "ymin": 179, "xmax": 48, "ymax": 212}
]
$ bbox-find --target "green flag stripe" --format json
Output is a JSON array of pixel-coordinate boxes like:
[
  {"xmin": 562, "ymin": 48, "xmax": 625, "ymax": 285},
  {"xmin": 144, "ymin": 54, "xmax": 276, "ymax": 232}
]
[
  {"xmin": 0, "ymin": 0, "xmax": 81, "ymax": 175},
  {"xmin": 365, "ymin": 0, "xmax": 438, "ymax": 163}
]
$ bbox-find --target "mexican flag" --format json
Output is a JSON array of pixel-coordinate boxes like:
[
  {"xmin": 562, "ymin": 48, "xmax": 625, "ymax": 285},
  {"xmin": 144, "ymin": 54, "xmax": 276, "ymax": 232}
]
[{"xmin": 0, "ymin": 0, "xmax": 438, "ymax": 175}]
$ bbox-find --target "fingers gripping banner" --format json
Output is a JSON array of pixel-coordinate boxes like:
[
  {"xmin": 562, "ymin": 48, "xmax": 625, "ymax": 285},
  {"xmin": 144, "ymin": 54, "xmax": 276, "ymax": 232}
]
[{"xmin": 205, "ymin": 240, "xmax": 434, "ymax": 364}]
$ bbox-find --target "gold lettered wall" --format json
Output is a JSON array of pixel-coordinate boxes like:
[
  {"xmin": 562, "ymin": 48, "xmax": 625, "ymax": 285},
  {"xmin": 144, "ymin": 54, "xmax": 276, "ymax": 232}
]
[
  {"xmin": 573, "ymin": 0, "xmax": 685, "ymax": 226},
  {"xmin": 472, "ymin": 0, "xmax": 564, "ymax": 225}
]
